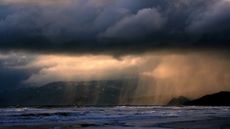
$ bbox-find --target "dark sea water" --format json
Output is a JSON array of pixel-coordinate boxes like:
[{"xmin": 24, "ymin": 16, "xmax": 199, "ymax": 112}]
[{"xmin": 0, "ymin": 106, "xmax": 230, "ymax": 129}]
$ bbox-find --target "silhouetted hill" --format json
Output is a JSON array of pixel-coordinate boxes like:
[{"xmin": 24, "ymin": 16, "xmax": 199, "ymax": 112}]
[
  {"xmin": 2, "ymin": 80, "xmax": 229, "ymax": 107},
  {"xmin": 185, "ymin": 91, "xmax": 230, "ymax": 106},
  {"xmin": 0, "ymin": 80, "xmax": 139, "ymax": 107},
  {"xmin": 167, "ymin": 96, "xmax": 191, "ymax": 106}
]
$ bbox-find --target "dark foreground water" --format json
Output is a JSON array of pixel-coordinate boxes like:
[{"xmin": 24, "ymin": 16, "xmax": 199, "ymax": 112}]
[{"xmin": 0, "ymin": 106, "xmax": 230, "ymax": 129}]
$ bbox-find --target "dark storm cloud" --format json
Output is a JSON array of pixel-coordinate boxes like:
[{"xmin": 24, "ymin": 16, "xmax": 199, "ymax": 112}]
[
  {"xmin": 0, "ymin": 0, "xmax": 229, "ymax": 54},
  {"xmin": 0, "ymin": 67, "xmax": 31, "ymax": 90},
  {"xmin": 0, "ymin": 53, "xmax": 36, "ymax": 89}
]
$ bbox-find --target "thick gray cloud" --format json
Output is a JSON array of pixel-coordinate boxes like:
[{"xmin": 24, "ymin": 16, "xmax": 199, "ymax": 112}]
[
  {"xmin": 101, "ymin": 8, "xmax": 165, "ymax": 38},
  {"xmin": 0, "ymin": 0, "xmax": 229, "ymax": 54},
  {"xmin": 0, "ymin": 52, "xmax": 37, "ymax": 89},
  {"xmin": 187, "ymin": 0, "xmax": 230, "ymax": 39}
]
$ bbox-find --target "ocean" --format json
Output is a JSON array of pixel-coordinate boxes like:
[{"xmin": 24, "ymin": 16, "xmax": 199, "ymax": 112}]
[{"xmin": 0, "ymin": 106, "xmax": 230, "ymax": 129}]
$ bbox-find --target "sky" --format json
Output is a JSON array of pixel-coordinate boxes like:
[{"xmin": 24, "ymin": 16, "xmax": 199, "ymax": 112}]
[{"xmin": 0, "ymin": 0, "xmax": 230, "ymax": 104}]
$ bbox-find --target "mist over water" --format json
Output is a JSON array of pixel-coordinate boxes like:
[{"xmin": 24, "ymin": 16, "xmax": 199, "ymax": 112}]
[
  {"xmin": 133, "ymin": 52, "xmax": 230, "ymax": 104},
  {"xmin": 0, "ymin": 50, "xmax": 229, "ymax": 105}
]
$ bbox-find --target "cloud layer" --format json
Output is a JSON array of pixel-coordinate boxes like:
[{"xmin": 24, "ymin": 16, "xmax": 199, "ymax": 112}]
[
  {"xmin": 0, "ymin": 0, "xmax": 229, "ymax": 54},
  {"xmin": 1, "ymin": 51, "xmax": 229, "ymax": 104}
]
